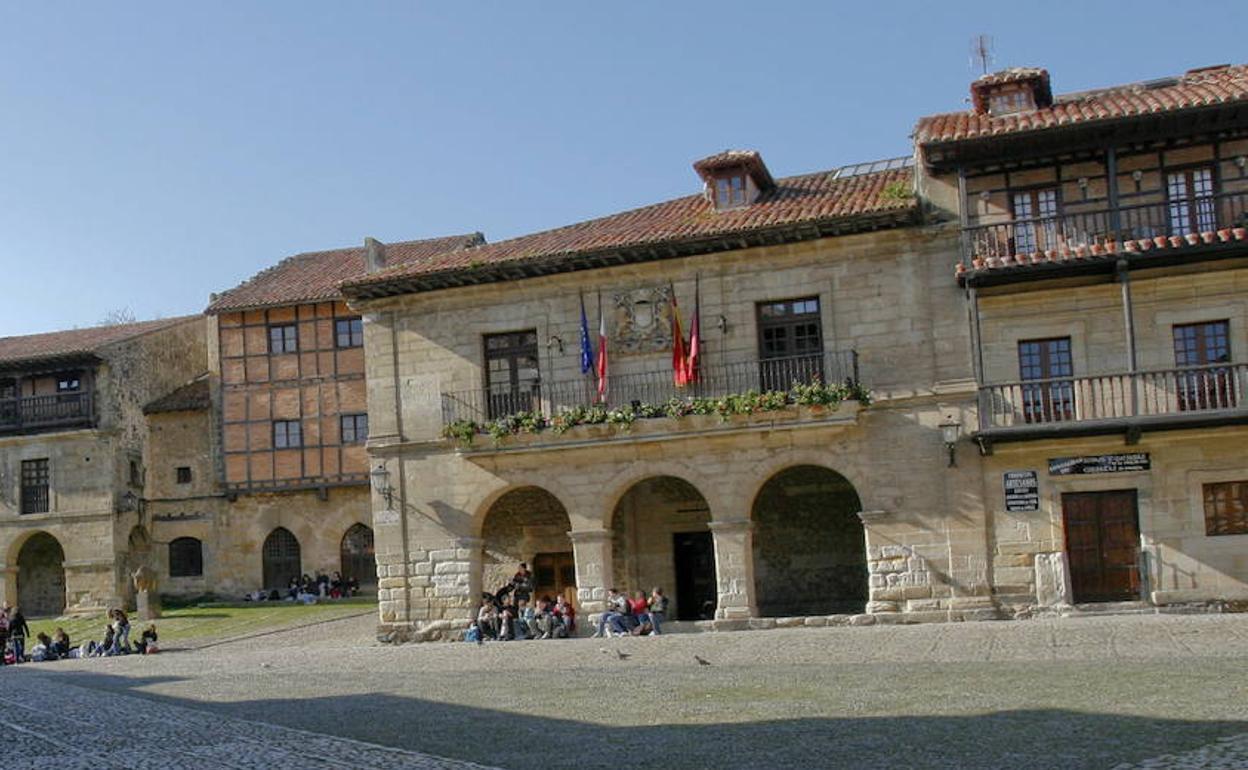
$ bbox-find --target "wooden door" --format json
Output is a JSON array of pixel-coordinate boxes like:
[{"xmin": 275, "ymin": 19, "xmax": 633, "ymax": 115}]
[
  {"xmin": 1062, "ymin": 490, "xmax": 1141, "ymax": 603},
  {"xmin": 673, "ymin": 531, "xmax": 718, "ymax": 621},
  {"xmin": 532, "ymin": 552, "xmax": 576, "ymax": 604}
]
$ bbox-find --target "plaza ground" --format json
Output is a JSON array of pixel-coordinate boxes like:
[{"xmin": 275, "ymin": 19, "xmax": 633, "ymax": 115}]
[{"xmin": 6, "ymin": 612, "xmax": 1248, "ymax": 769}]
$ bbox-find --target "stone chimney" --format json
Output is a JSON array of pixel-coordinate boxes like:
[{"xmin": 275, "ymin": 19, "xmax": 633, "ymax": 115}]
[{"xmin": 364, "ymin": 237, "xmax": 387, "ymax": 273}]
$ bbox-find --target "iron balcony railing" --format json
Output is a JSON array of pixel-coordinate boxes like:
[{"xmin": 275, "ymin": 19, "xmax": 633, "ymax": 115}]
[
  {"xmin": 441, "ymin": 350, "xmax": 860, "ymax": 426},
  {"xmin": 0, "ymin": 392, "xmax": 95, "ymax": 433},
  {"xmin": 978, "ymin": 362, "xmax": 1247, "ymax": 430},
  {"xmin": 963, "ymin": 191, "xmax": 1248, "ymax": 266}
]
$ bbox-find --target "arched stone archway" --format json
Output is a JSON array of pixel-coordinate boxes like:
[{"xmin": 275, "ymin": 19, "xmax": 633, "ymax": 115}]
[
  {"xmin": 340, "ymin": 523, "xmax": 376, "ymax": 589},
  {"xmin": 481, "ymin": 487, "xmax": 574, "ymax": 604},
  {"xmin": 17, "ymin": 532, "xmax": 66, "ymax": 617},
  {"xmin": 611, "ymin": 476, "xmax": 715, "ymax": 621},
  {"xmin": 262, "ymin": 527, "xmax": 301, "ymax": 590},
  {"xmin": 752, "ymin": 465, "xmax": 866, "ymax": 617}
]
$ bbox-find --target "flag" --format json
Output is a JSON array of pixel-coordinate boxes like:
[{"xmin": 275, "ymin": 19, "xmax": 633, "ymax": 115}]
[
  {"xmin": 670, "ymin": 283, "xmax": 687, "ymax": 387},
  {"xmin": 687, "ymin": 274, "xmax": 701, "ymax": 385},
  {"xmin": 595, "ymin": 292, "xmax": 609, "ymax": 402},
  {"xmin": 578, "ymin": 293, "xmax": 594, "ymax": 375}
]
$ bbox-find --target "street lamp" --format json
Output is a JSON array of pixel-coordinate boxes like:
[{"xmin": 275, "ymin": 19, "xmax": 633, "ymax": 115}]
[
  {"xmin": 370, "ymin": 464, "xmax": 394, "ymax": 508},
  {"xmin": 940, "ymin": 417, "xmax": 962, "ymax": 468}
]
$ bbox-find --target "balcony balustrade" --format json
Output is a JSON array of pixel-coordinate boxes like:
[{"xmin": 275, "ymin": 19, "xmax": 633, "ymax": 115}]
[
  {"xmin": 978, "ymin": 362, "xmax": 1247, "ymax": 432},
  {"xmin": 441, "ymin": 349, "xmax": 860, "ymax": 429},
  {"xmin": 0, "ymin": 392, "xmax": 95, "ymax": 434}
]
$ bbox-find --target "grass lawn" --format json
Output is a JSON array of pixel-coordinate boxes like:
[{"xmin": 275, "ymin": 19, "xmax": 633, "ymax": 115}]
[{"xmin": 24, "ymin": 598, "xmax": 374, "ymax": 649}]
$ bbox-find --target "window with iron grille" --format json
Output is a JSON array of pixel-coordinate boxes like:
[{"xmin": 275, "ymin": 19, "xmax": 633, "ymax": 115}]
[
  {"xmin": 273, "ymin": 420, "xmax": 302, "ymax": 448},
  {"xmin": 1173, "ymin": 320, "xmax": 1234, "ymax": 411},
  {"xmin": 1203, "ymin": 481, "xmax": 1248, "ymax": 536},
  {"xmin": 176, "ymin": 466, "xmax": 192, "ymax": 484},
  {"xmin": 757, "ymin": 298, "xmax": 823, "ymax": 391},
  {"xmin": 484, "ymin": 330, "xmax": 540, "ymax": 419},
  {"xmin": 336, "ymin": 317, "xmax": 364, "ymax": 348},
  {"xmin": 1018, "ymin": 337, "xmax": 1075, "ymax": 423},
  {"xmin": 268, "ymin": 324, "xmax": 298, "ymax": 354},
  {"xmin": 340, "ymin": 413, "xmax": 368, "ymax": 444},
  {"xmin": 168, "ymin": 537, "xmax": 204, "ymax": 577},
  {"xmin": 21, "ymin": 458, "xmax": 49, "ymax": 514}
]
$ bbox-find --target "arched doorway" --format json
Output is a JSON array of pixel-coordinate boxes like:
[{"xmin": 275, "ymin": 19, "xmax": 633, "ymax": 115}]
[
  {"xmin": 481, "ymin": 487, "xmax": 574, "ymax": 604},
  {"xmin": 611, "ymin": 476, "xmax": 715, "ymax": 621},
  {"xmin": 340, "ymin": 523, "xmax": 376, "ymax": 589},
  {"xmin": 262, "ymin": 527, "xmax": 301, "ymax": 590},
  {"xmin": 752, "ymin": 465, "xmax": 866, "ymax": 616},
  {"xmin": 17, "ymin": 532, "xmax": 66, "ymax": 616}
]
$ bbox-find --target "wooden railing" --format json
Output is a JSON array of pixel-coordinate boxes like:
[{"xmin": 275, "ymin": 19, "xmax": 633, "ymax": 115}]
[
  {"xmin": 978, "ymin": 363, "xmax": 1248, "ymax": 430},
  {"xmin": 963, "ymin": 191, "xmax": 1248, "ymax": 267},
  {"xmin": 441, "ymin": 350, "xmax": 860, "ymax": 427},
  {"xmin": 0, "ymin": 392, "xmax": 95, "ymax": 433}
]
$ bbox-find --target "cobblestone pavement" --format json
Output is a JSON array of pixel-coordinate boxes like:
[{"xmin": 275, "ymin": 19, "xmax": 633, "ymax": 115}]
[
  {"xmin": 9, "ymin": 612, "xmax": 1248, "ymax": 769},
  {"xmin": 1113, "ymin": 734, "xmax": 1248, "ymax": 769},
  {"xmin": 0, "ymin": 669, "xmax": 494, "ymax": 770}
]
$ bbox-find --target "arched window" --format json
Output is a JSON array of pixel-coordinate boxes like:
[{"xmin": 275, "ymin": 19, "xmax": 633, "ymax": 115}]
[
  {"xmin": 168, "ymin": 537, "xmax": 203, "ymax": 578},
  {"xmin": 340, "ymin": 524, "xmax": 376, "ymax": 588}
]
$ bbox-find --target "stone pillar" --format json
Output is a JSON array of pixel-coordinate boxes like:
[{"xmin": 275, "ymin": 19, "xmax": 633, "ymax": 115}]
[
  {"xmin": 568, "ymin": 528, "xmax": 613, "ymax": 616},
  {"xmin": 708, "ymin": 519, "xmax": 757, "ymax": 620},
  {"xmin": 0, "ymin": 566, "xmax": 16, "ymax": 609}
]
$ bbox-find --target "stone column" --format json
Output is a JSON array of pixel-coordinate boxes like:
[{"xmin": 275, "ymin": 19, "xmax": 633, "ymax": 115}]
[
  {"xmin": 568, "ymin": 528, "xmax": 613, "ymax": 616},
  {"xmin": 708, "ymin": 518, "xmax": 757, "ymax": 620},
  {"xmin": 0, "ymin": 566, "xmax": 16, "ymax": 609}
]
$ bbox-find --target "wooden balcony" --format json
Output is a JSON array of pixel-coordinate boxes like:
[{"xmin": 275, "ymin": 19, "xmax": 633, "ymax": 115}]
[
  {"xmin": 961, "ymin": 191, "xmax": 1248, "ymax": 284},
  {"xmin": 976, "ymin": 362, "xmax": 1248, "ymax": 448},
  {"xmin": 0, "ymin": 392, "xmax": 95, "ymax": 435}
]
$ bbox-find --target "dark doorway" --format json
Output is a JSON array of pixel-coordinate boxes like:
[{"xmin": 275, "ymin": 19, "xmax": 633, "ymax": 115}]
[
  {"xmin": 1062, "ymin": 490, "xmax": 1142, "ymax": 603},
  {"xmin": 17, "ymin": 532, "xmax": 66, "ymax": 616},
  {"xmin": 532, "ymin": 551, "xmax": 576, "ymax": 604},
  {"xmin": 262, "ymin": 527, "xmax": 301, "ymax": 590},
  {"xmin": 673, "ymin": 531, "xmax": 717, "ymax": 620},
  {"xmin": 340, "ymin": 523, "xmax": 376, "ymax": 589}
]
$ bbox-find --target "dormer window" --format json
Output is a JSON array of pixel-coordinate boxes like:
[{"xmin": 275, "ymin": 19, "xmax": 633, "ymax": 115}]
[
  {"xmin": 970, "ymin": 67, "xmax": 1052, "ymax": 116},
  {"xmin": 694, "ymin": 150, "xmax": 776, "ymax": 212},
  {"xmin": 988, "ymin": 87, "xmax": 1035, "ymax": 116}
]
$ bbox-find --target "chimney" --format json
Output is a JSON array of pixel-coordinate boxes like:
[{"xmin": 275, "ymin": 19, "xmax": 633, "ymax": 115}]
[
  {"xmin": 364, "ymin": 237, "xmax": 387, "ymax": 273},
  {"xmin": 970, "ymin": 67, "xmax": 1052, "ymax": 116}
]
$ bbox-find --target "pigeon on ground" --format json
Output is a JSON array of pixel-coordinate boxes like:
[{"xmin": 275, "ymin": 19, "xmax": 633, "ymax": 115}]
[
  {"xmin": 694, "ymin": 655, "xmax": 711, "ymax": 666},
  {"xmin": 615, "ymin": 649, "xmax": 631, "ymax": 660}
]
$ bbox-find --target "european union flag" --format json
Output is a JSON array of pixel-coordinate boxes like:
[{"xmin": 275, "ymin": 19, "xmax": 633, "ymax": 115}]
[{"xmin": 579, "ymin": 293, "xmax": 594, "ymax": 374}]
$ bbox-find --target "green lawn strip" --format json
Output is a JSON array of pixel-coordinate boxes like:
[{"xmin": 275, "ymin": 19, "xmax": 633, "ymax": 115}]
[{"xmin": 25, "ymin": 599, "xmax": 374, "ymax": 649}]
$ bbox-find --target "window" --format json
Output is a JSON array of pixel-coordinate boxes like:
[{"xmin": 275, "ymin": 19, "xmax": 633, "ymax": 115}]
[
  {"xmin": 335, "ymin": 317, "xmax": 364, "ymax": 348},
  {"xmin": 1018, "ymin": 337, "xmax": 1075, "ymax": 423},
  {"xmin": 129, "ymin": 459, "xmax": 142, "ymax": 487},
  {"xmin": 1173, "ymin": 320, "xmax": 1234, "ymax": 411},
  {"xmin": 714, "ymin": 175, "xmax": 747, "ymax": 209},
  {"xmin": 757, "ymin": 298, "xmax": 824, "ymax": 390},
  {"xmin": 988, "ymin": 88, "xmax": 1035, "ymax": 116},
  {"xmin": 1203, "ymin": 481, "xmax": 1248, "ymax": 536},
  {"xmin": 268, "ymin": 324, "xmax": 298, "ymax": 354},
  {"xmin": 1167, "ymin": 167, "xmax": 1216, "ymax": 234},
  {"xmin": 1012, "ymin": 188, "xmax": 1059, "ymax": 254},
  {"xmin": 340, "ymin": 413, "xmax": 368, "ymax": 444},
  {"xmin": 21, "ymin": 459, "xmax": 49, "ymax": 514},
  {"xmin": 0, "ymin": 378, "xmax": 14, "ymax": 400},
  {"xmin": 56, "ymin": 372, "xmax": 81, "ymax": 392},
  {"xmin": 484, "ymin": 330, "xmax": 541, "ymax": 419},
  {"xmin": 176, "ymin": 466, "xmax": 193, "ymax": 484},
  {"xmin": 273, "ymin": 420, "xmax": 302, "ymax": 448},
  {"xmin": 168, "ymin": 537, "xmax": 204, "ymax": 577}
]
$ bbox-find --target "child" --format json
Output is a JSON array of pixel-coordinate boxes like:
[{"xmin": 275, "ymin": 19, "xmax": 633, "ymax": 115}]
[{"xmin": 134, "ymin": 624, "xmax": 159, "ymax": 654}]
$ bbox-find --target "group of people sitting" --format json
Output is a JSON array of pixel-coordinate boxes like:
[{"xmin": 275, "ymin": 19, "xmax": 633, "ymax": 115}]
[
  {"xmin": 0, "ymin": 606, "xmax": 158, "ymax": 664},
  {"xmin": 592, "ymin": 587, "xmax": 668, "ymax": 637},
  {"xmin": 243, "ymin": 571, "xmax": 361, "ymax": 604},
  {"xmin": 463, "ymin": 563, "xmax": 671, "ymax": 642}
]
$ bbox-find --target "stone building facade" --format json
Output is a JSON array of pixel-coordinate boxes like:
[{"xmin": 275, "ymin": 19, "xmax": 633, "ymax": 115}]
[
  {"xmin": 0, "ymin": 317, "xmax": 206, "ymax": 615},
  {"xmin": 342, "ymin": 62, "xmax": 1248, "ymax": 640}
]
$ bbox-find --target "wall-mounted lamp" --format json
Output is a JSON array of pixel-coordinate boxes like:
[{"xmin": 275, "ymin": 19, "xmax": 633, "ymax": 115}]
[
  {"xmin": 1131, "ymin": 170, "xmax": 1144, "ymax": 182},
  {"xmin": 716, "ymin": 315, "xmax": 729, "ymax": 334},
  {"xmin": 978, "ymin": 190, "xmax": 991, "ymax": 202},
  {"xmin": 939, "ymin": 417, "xmax": 962, "ymax": 468},
  {"xmin": 1077, "ymin": 177, "xmax": 1089, "ymax": 188},
  {"xmin": 120, "ymin": 490, "xmax": 141, "ymax": 513},
  {"xmin": 546, "ymin": 335, "xmax": 564, "ymax": 354},
  {"xmin": 370, "ymin": 464, "xmax": 394, "ymax": 508},
  {"xmin": 1237, "ymin": 156, "xmax": 1248, "ymax": 170}
]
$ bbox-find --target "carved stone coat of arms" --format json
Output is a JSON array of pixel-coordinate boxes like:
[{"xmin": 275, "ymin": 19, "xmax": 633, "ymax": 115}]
[{"xmin": 610, "ymin": 285, "xmax": 674, "ymax": 355}]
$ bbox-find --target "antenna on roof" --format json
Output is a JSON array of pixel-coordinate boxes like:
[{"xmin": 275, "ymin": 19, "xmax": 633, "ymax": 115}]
[{"xmin": 970, "ymin": 34, "xmax": 994, "ymax": 76}]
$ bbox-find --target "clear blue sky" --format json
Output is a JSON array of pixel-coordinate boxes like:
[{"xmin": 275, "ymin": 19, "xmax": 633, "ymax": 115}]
[{"xmin": 1, "ymin": 2, "xmax": 1242, "ymax": 336}]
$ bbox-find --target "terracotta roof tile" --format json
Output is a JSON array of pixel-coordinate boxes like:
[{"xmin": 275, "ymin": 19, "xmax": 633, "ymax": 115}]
[
  {"xmin": 206, "ymin": 233, "xmax": 484, "ymax": 313},
  {"xmin": 0, "ymin": 316, "xmax": 200, "ymax": 368},
  {"xmin": 344, "ymin": 161, "xmax": 916, "ymax": 294},
  {"xmin": 144, "ymin": 376, "xmax": 211, "ymax": 414},
  {"xmin": 916, "ymin": 64, "xmax": 1248, "ymax": 146}
]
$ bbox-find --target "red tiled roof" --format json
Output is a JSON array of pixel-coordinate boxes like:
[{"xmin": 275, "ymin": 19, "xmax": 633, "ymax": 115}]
[
  {"xmin": 916, "ymin": 64, "xmax": 1248, "ymax": 146},
  {"xmin": 0, "ymin": 316, "xmax": 200, "ymax": 368},
  {"xmin": 206, "ymin": 233, "xmax": 484, "ymax": 313},
  {"xmin": 344, "ymin": 161, "xmax": 916, "ymax": 295}
]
